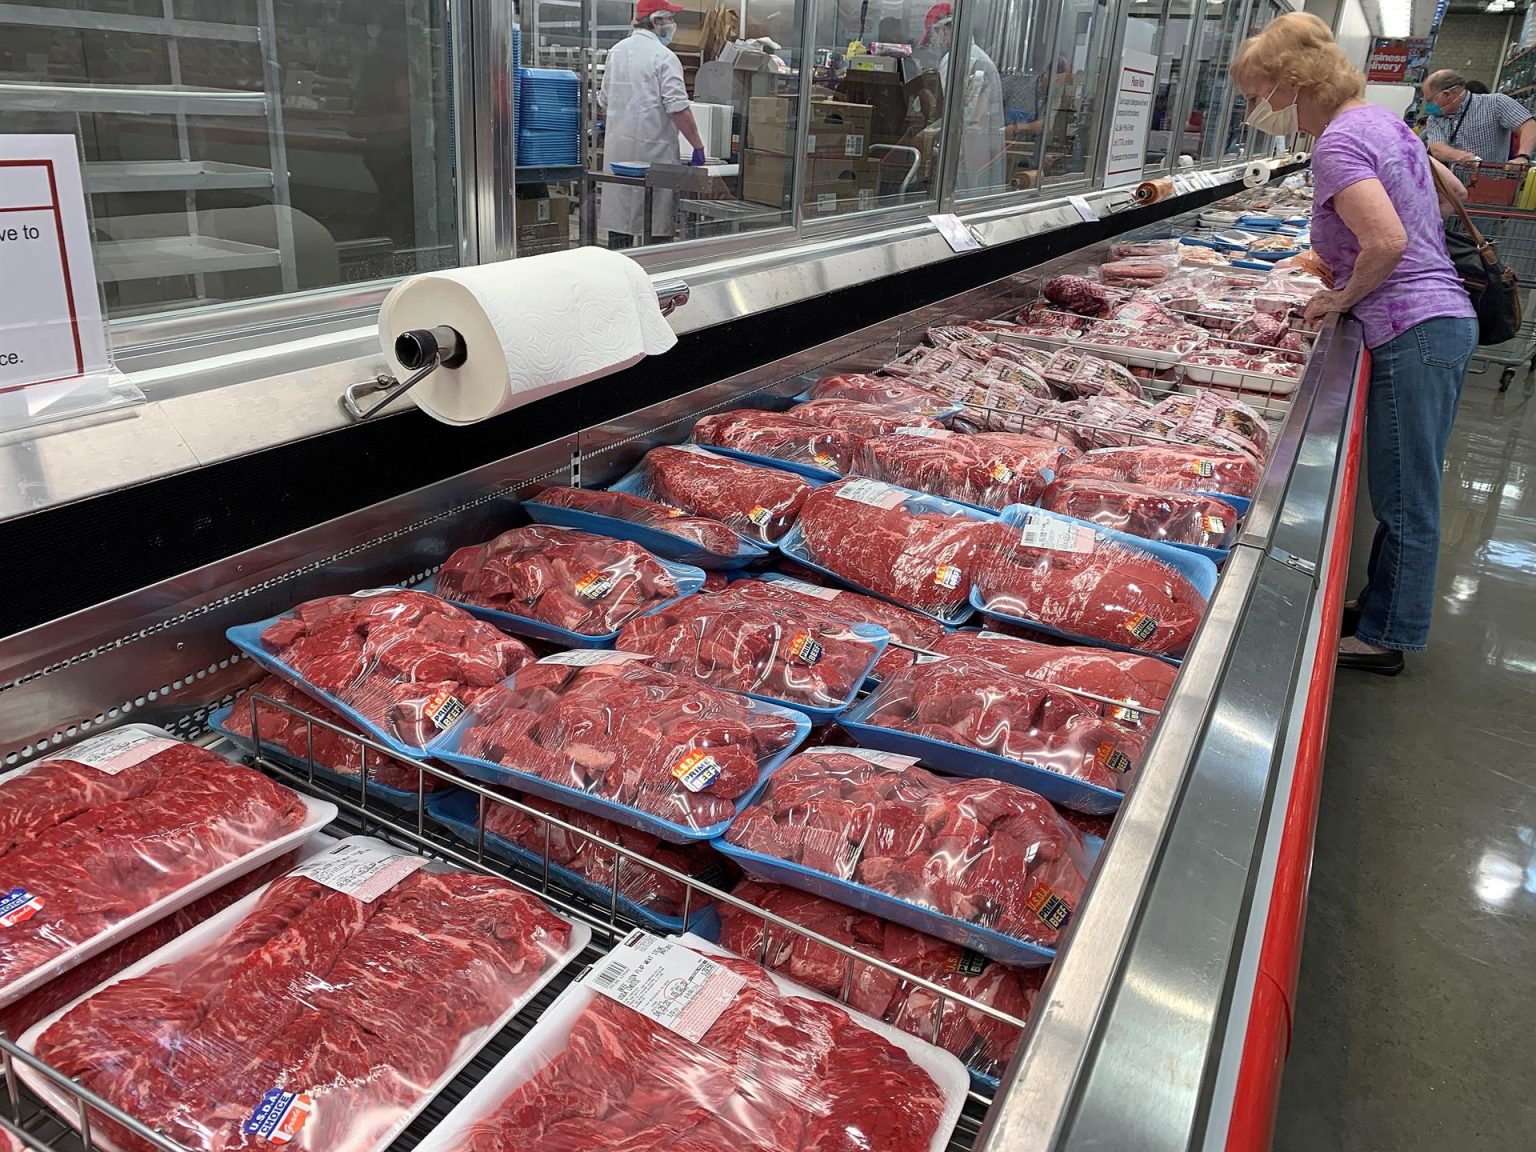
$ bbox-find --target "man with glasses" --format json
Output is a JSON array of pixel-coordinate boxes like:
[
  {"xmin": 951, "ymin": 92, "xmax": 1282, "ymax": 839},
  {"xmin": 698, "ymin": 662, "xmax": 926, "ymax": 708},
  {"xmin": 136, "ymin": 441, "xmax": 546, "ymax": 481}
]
[{"xmin": 1421, "ymin": 69, "xmax": 1535, "ymax": 168}]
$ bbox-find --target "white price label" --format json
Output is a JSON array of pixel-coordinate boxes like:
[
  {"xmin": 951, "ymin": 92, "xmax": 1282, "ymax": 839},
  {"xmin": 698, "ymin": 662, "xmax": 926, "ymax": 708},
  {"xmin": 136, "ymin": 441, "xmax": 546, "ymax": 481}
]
[
  {"xmin": 844, "ymin": 134, "xmax": 866, "ymax": 157},
  {"xmin": 835, "ymin": 478, "xmax": 908, "ymax": 509},
  {"xmin": 806, "ymin": 746, "xmax": 922, "ymax": 769},
  {"xmin": 538, "ymin": 650, "xmax": 652, "ymax": 667},
  {"xmin": 583, "ymin": 931, "xmax": 745, "ymax": 1042},
  {"xmin": 1019, "ymin": 512, "xmax": 1096, "ymax": 553},
  {"xmin": 289, "ymin": 840, "xmax": 425, "ymax": 903},
  {"xmin": 893, "ymin": 426, "xmax": 948, "ymax": 439},
  {"xmin": 765, "ymin": 576, "xmax": 840, "ymax": 601},
  {"xmin": 40, "ymin": 728, "xmax": 177, "ymax": 775}
]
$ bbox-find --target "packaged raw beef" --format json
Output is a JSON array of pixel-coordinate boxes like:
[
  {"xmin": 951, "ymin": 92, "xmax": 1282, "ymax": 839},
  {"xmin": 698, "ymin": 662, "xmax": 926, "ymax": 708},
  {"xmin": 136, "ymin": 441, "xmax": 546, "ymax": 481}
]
[
  {"xmin": 1108, "ymin": 238, "xmax": 1179, "ymax": 259},
  {"xmin": 782, "ymin": 479, "xmax": 995, "ymax": 624},
  {"xmin": 1055, "ymin": 444, "xmax": 1264, "ymax": 499},
  {"xmin": 434, "ymin": 525, "xmax": 703, "ymax": 642},
  {"xmin": 617, "ymin": 582, "xmax": 888, "ymax": 716},
  {"xmin": 426, "ymin": 786, "xmax": 730, "ymax": 932},
  {"xmin": 1098, "ymin": 257, "xmax": 1172, "ymax": 288},
  {"xmin": 846, "ymin": 651, "xmax": 1148, "ymax": 794},
  {"xmin": 1042, "ymin": 274, "xmax": 1112, "ymax": 317},
  {"xmin": 1077, "ymin": 319, "xmax": 1206, "ymax": 358},
  {"xmin": 0, "ymin": 850, "xmax": 301, "ymax": 1041},
  {"xmin": 692, "ymin": 408, "xmax": 861, "ymax": 475},
  {"xmin": 851, "ymin": 428, "xmax": 1065, "ymax": 510},
  {"xmin": 971, "ymin": 508, "xmax": 1213, "ymax": 658},
  {"xmin": 413, "ymin": 932, "xmax": 965, "ymax": 1152},
  {"xmin": 1041, "ymin": 478, "xmax": 1238, "ymax": 552},
  {"xmin": 523, "ymin": 486, "xmax": 769, "ymax": 569},
  {"xmin": 0, "ymin": 726, "xmax": 327, "ymax": 1007},
  {"xmin": 429, "ymin": 654, "xmax": 809, "ymax": 841},
  {"xmin": 1027, "ymin": 395, "xmax": 1154, "ymax": 451},
  {"xmin": 218, "ymin": 675, "xmax": 445, "ymax": 800},
  {"xmin": 788, "ymin": 398, "xmax": 944, "ymax": 438},
  {"xmin": 228, "ymin": 588, "xmax": 535, "ymax": 756},
  {"xmin": 715, "ymin": 879, "xmax": 1043, "ymax": 1082},
  {"xmin": 629, "ymin": 445, "xmax": 814, "ymax": 544},
  {"xmin": 803, "ymin": 373, "xmax": 954, "ymax": 415},
  {"xmin": 1041, "ymin": 348, "xmax": 1144, "ymax": 399},
  {"xmin": 720, "ymin": 748, "xmax": 1092, "ymax": 962},
  {"xmin": 929, "ymin": 631, "xmax": 1178, "ymax": 713},
  {"xmin": 24, "ymin": 839, "xmax": 584, "ymax": 1152},
  {"xmin": 722, "ymin": 573, "xmax": 948, "ymax": 680},
  {"xmin": 1155, "ymin": 389, "xmax": 1272, "ymax": 457},
  {"xmin": 945, "ymin": 376, "xmax": 1057, "ymax": 433}
]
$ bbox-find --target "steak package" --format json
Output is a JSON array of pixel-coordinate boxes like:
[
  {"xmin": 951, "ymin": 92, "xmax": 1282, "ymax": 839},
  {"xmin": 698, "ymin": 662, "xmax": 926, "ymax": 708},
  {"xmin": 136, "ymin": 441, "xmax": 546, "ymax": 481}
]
[
  {"xmin": 1056, "ymin": 444, "xmax": 1264, "ymax": 500},
  {"xmin": 524, "ymin": 486, "xmax": 771, "ymax": 569},
  {"xmin": 626, "ymin": 445, "xmax": 815, "ymax": 545},
  {"xmin": 715, "ymin": 879, "xmax": 1042, "ymax": 1083},
  {"xmin": 804, "ymin": 373, "xmax": 956, "ymax": 415},
  {"xmin": 971, "ymin": 507, "xmax": 1215, "ymax": 659},
  {"xmin": 787, "ymin": 398, "xmax": 945, "ymax": 439},
  {"xmin": 433, "ymin": 525, "xmax": 704, "ymax": 643},
  {"xmin": 1040, "ymin": 348, "xmax": 1144, "ymax": 399},
  {"xmin": 1041, "ymin": 477, "xmax": 1239, "ymax": 553},
  {"xmin": 0, "ymin": 726, "xmax": 328, "ymax": 1007},
  {"xmin": 719, "ymin": 748, "xmax": 1092, "ymax": 964},
  {"xmin": 228, "ymin": 589, "xmax": 536, "ymax": 757},
  {"xmin": 23, "ymin": 839, "xmax": 585, "ymax": 1152},
  {"xmin": 929, "ymin": 631, "xmax": 1178, "ymax": 714},
  {"xmin": 692, "ymin": 408, "xmax": 860, "ymax": 476},
  {"xmin": 616, "ymin": 582, "xmax": 889, "ymax": 716},
  {"xmin": 851, "ymin": 429, "xmax": 1072, "ymax": 510},
  {"xmin": 217, "ymin": 675, "xmax": 443, "ymax": 803},
  {"xmin": 427, "ymin": 787, "xmax": 730, "ymax": 933},
  {"xmin": 781, "ymin": 478, "xmax": 995, "ymax": 624},
  {"xmin": 414, "ymin": 931, "xmax": 965, "ymax": 1152},
  {"xmin": 842, "ymin": 651, "xmax": 1146, "ymax": 806},
  {"xmin": 428, "ymin": 654, "xmax": 810, "ymax": 841}
]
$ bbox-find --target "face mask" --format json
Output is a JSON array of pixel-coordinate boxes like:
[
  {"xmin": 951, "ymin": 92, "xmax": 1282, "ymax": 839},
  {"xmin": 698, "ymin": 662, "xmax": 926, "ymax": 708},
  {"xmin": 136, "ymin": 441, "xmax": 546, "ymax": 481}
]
[
  {"xmin": 1424, "ymin": 100, "xmax": 1445, "ymax": 117},
  {"xmin": 654, "ymin": 21, "xmax": 676, "ymax": 44},
  {"xmin": 1245, "ymin": 85, "xmax": 1299, "ymax": 136}
]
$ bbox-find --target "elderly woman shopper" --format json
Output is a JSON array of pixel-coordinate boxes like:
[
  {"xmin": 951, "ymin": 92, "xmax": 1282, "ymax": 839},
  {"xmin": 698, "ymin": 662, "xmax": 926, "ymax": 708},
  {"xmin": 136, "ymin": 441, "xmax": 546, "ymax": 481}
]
[{"xmin": 1233, "ymin": 13, "xmax": 1477, "ymax": 676}]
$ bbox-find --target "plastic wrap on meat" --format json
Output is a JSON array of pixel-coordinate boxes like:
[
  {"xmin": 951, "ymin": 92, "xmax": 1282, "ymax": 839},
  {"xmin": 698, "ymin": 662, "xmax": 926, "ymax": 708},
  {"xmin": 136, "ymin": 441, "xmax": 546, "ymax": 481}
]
[
  {"xmin": 1010, "ymin": 305, "xmax": 1089, "ymax": 334},
  {"xmin": 450, "ymin": 944, "xmax": 951, "ymax": 1152},
  {"xmin": 693, "ymin": 409, "xmax": 861, "ymax": 474},
  {"xmin": 254, "ymin": 589, "xmax": 535, "ymax": 750},
  {"xmin": 1078, "ymin": 320, "xmax": 1206, "ymax": 355},
  {"xmin": 1056, "ymin": 444, "xmax": 1263, "ymax": 499},
  {"xmin": 0, "ymin": 734, "xmax": 311, "ymax": 1000},
  {"xmin": 851, "ymin": 429, "xmax": 1067, "ymax": 510},
  {"xmin": 856, "ymin": 653, "xmax": 1147, "ymax": 790},
  {"xmin": 727, "ymin": 576, "xmax": 948, "ymax": 680},
  {"xmin": 1230, "ymin": 313, "xmax": 1290, "ymax": 348},
  {"xmin": 617, "ymin": 583, "xmax": 885, "ymax": 712},
  {"xmin": 972, "ymin": 521, "xmax": 1208, "ymax": 657},
  {"xmin": 945, "ymin": 376, "xmax": 1058, "ymax": 434},
  {"xmin": 32, "ymin": 856, "xmax": 575, "ymax": 1152},
  {"xmin": 531, "ymin": 487, "xmax": 752, "ymax": 560},
  {"xmin": 929, "ymin": 632, "xmax": 1177, "ymax": 713},
  {"xmin": 1041, "ymin": 349, "xmax": 1144, "ymax": 399},
  {"xmin": 475, "ymin": 787, "xmax": 729, "ymax": 916},
  {"xmin": 794, "ymin": 480, "xmax": 990, "ymax": 619},
  {"xmin": 724, "ymin": 749, "xmax": 1091, "ymax": 951},
  {"xmin": 1098, "ymin": 258, "xmax": 1169, "ymax": 288},
  {"xmin": 788, "ymin": 399, "xmax": 944, "ymax": 438},
  {"xmin": 804, "ymin": 373, "xmax": 953, "ymax": 414},
  {"xmin": 447, "ymin": 661, "xmax": 804, "ymax": 832},
  {"xmin": 717, "ymin": 879, "xmax": 1042, "ymax": 1079},
  {"xmin": 638, "ymin": 446, "xmax": 813, "ymax": 544},
  {"xmin": 1108, "ymin": 239, "xmax": 1179, "ymax": 259},
  {"xmin": 1042, "ymin": 274, "xmax": 1112, "ymax": 317},
  {"xmin": 1184, "ymin": 346, "xmax": 1302, "ymax": 380},
  {"xmin": 1026, "ymin": 396, "xmax": 1153, "ymax": 451},
  {"xmin": 437, "ymin": 525, "xmax": 685, "ymax": 636},
  {"xmin": 225, "ymin": 676, "xmax": 442, "ymax": 793},
  {"xmin": 1041, "ymin": 478, "xmax": 1238, "ymax": 549},
  {"xmin": 1148, "ymin": 391, "xmax": 1270, "ymax": 458}
]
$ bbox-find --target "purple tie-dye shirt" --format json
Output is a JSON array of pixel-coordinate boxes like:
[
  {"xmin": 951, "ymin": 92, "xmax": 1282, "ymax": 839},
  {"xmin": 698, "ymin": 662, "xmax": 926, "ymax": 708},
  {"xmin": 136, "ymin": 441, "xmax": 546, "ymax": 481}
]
[{"xmin": 1311, "ymin": 103, "xmax": 1474, "ymax": 349}]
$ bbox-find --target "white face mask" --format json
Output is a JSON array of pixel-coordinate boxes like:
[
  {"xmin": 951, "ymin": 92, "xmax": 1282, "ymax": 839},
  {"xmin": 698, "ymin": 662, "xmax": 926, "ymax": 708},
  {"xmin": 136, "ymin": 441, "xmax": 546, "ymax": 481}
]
[
  {"xmin": 652, "ymin": 20, "xmax": 676, "ymax": 45},
  {"xmin": 1245, "ymin": 85, "xmax": 1299, "ymax": 136}
]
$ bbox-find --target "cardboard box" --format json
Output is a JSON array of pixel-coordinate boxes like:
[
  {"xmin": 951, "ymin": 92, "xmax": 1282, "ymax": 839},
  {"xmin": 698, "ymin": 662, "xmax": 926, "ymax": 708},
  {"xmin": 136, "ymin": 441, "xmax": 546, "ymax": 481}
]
[
  {"xmin": 741, "ymin": 149, "xmax": 875, "ymax": 207},
  {"xmin": 516, "ymin": 193, "xmax": 572, "ymax": 248},
  {"xmin": 746, "ymin": 96, "xmax": 873, "ymax": 158}
]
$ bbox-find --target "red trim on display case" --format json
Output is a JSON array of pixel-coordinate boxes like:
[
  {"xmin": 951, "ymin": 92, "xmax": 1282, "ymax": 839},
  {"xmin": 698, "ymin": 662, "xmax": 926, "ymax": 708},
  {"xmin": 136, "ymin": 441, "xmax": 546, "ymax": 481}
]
[{"xmin": 1225, "ymin": 349, "xmax": 1371, "ymax": 1152}]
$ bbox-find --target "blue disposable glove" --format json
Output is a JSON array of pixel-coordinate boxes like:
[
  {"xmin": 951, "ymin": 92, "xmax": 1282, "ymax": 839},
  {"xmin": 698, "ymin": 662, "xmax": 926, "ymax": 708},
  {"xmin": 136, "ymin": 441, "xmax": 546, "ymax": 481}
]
[{"xmin": 690, "ymin": 147, "xmax": 707, "ymax": 167}]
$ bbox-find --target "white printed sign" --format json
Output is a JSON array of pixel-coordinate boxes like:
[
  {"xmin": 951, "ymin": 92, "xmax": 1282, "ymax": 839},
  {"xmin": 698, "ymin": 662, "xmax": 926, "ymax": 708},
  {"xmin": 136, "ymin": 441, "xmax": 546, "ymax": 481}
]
[
  {"xmin": 39, "ymin": 727, "xmax": 176, "ymax": 775},
  {"xmin": 1103, "ymin": 49, "xmax": 1157, "ymax": 188},
  {"xmin": 583, "ymin": 931, "xmax": 745, "ymax": 1042},
  {"xmin": 0, "ymin": 135, "xmax": 110, "ymax": 396}
]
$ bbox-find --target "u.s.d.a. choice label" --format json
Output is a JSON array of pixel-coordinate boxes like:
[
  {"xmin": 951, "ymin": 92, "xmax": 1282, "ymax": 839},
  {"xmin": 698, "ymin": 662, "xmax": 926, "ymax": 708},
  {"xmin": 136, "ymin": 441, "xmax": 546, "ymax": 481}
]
[
  {"xmin": 0, "ymin": 887, "xmax": 45, "ymax": 928},
  {"xmin": 243, "ymin": 1089, "xmax": 314, "ymax": 1144},
  {"xmin": 39, "ymin": 727, "xmax": 176, "ymax": 776},
  {"xmin": 289, "ymin": 841, "xmax": 425, "ymax": 903},
  {"xmin": 583, "ymin": 930, "xmax": 746, "ymax": 1042}
]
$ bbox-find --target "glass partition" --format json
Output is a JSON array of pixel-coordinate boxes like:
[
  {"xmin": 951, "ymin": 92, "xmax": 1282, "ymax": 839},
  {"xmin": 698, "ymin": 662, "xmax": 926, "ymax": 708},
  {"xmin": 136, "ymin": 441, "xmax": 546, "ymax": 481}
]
[
  {"xmin": 1040, "ymin": 0, "xmax": 1119, "ymax": 187},
  {"xmin": 0, "ymin": 0, "xmax": 458, "ymax": 321},
  {"xmin": 1129, "ymin": 0, "xmax": 1198, "ymax": 173},
  {"xmin": 1191, "ymin": 0, "xmax": 1251, "ymax": 161},
  {"xmin": 965, "ymin": 0, "xmax": 1055, "ymax": 198}
]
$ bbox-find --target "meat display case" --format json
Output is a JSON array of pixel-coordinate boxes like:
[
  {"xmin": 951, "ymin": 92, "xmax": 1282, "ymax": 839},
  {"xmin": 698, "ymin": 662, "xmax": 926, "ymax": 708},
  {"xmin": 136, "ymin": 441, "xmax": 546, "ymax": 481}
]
[{"xmin": 0, "ymin": 199, "xmax": 1366, "ymax": 1152}]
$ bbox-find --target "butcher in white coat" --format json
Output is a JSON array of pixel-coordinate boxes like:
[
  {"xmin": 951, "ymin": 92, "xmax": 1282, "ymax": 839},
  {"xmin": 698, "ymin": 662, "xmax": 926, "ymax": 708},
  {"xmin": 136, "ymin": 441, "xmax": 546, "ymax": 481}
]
[
  {"xmin": 599, "ymin": 0, "xmax": 708, "ymax": 246},
  {"xmin": 926, "ymin": 3, "xmax": 1006, "ymax": 195}
]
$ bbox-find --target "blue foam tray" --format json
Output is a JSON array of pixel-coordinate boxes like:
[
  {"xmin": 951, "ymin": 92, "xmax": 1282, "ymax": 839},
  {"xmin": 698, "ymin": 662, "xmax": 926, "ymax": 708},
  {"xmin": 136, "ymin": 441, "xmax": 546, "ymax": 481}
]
[
  {"xmin": 523, "ymin": 494, "xmax": 770, "ymax": 571},
  {"xmin": 417, "ymin": 550, "xmax": 706, "ymax": 649},
  {"xmin": 426, "ymin": 695, "xmax": 812, "ymax": 844},
  {"xmin": 968, "ymin": 505, "xmax": 1219, "ymax": 662},
  {"xmin": 427, "ymin": 787, "xmax": 723, "ymax": 936},
  {"xmin": 696, "ymin": 442, "xmax": 845, "ymax": 482}
]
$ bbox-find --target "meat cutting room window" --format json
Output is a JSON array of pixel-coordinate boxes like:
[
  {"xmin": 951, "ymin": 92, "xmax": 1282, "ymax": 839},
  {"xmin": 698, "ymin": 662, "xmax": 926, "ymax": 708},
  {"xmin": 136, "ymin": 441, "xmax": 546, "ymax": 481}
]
[
  {"xmin": 1129, "ymin": 0, "xmax": 1200, "ymax": 174},
  {"xmin": 1189, "ymin": 0, "xmax": 1253, "ymax": 162},
  {"xmin": 0, "ymin": 0, "xmax": 459, "ymax": 327},
  {"xmin": 1037, "ymin": 0, "xmax": 1118, "ymax": 189}
]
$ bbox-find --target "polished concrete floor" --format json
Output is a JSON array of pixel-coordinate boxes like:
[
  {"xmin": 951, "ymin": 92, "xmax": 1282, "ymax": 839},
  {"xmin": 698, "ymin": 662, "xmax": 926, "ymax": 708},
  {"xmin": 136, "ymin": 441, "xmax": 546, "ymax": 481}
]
[{"xmin": 1273, "ymin": 366, "xmax": 1536, "ymax": 1151}]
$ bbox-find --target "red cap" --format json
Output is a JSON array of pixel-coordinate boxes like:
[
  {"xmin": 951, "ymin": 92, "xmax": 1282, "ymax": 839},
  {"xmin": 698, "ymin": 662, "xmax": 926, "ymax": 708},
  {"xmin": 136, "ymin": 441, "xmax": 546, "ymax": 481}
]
[
  {"xmin": 636, "ymin": 0, "xmax": 684, "ymax": 19},
  {"xmin": 922, "ymin": 3, "xmax": 953, "ymax": 43}
]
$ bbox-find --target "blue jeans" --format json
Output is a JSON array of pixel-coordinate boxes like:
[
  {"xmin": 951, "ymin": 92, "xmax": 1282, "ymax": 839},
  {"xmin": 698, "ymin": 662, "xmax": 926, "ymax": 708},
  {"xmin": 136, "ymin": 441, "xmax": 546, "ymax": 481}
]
[{"xmin": 1356, "ymin": 315, "xmax": 1477, "ymax": 652}]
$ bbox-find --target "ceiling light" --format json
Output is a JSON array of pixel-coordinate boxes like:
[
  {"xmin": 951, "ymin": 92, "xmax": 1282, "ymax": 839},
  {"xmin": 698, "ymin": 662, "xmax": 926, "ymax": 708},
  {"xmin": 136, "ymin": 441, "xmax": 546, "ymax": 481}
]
[{"xmin": 1379, "ymin": 0, "xmax": 1412, "ymax": 37}]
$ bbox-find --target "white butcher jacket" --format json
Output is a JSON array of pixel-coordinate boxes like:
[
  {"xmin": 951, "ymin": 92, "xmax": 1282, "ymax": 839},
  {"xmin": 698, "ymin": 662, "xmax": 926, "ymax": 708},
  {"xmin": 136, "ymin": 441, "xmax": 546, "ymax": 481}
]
[{"xmin": 598, "ymin": 28, "xmax": 691, "ymax": 238}]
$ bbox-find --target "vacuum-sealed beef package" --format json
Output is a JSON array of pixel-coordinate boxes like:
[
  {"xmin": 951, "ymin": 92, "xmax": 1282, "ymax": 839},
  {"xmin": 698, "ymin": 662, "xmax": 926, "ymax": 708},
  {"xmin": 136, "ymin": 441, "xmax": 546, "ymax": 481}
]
[
  {"xmin": 1040, "ymin": 478, "xmax": 1239, "ymax": 552},
  {"xmin": 628, "ymin": 446, "xmax": 815, "ymax": 545},
  {"xmin": 692, "ymin": 408, "xmax": 861, "ymax": 475},
  {"xmin": 524, "ymin": 486, "xmax": 770, "ymax": 569},
  {"xmin": 1055, "ymin": 444, "xmax": 1264, "ymax": 500},
  {"xmin": 852, "ymin": 429, "xmax": 1072, "ymax": 510}
]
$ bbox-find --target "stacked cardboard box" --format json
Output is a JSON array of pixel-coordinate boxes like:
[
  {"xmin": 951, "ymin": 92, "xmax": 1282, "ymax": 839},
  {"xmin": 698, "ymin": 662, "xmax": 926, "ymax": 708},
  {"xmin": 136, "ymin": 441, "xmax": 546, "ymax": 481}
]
[
  {"xmin": 741, "ymin": 95, "xmax": 877, "ymax": 211},
  {"xmin": 516, "ymin": 193, "xmax": 573, "ymax": 255}
]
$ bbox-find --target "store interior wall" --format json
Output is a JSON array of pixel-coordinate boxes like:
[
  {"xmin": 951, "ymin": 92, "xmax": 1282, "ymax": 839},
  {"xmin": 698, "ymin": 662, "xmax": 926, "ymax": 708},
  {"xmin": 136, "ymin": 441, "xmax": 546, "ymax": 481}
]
[{"xmin": 1430, "ymin": 8, "xmax": 1517, "ymax": 86}]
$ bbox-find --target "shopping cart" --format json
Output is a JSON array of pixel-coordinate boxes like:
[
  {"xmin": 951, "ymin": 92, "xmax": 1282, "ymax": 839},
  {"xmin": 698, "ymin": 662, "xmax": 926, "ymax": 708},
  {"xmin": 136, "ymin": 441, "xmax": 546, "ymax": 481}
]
[{"xmin": 1445, "ymin": 201, "xmax": 1536, "ymax": 392}]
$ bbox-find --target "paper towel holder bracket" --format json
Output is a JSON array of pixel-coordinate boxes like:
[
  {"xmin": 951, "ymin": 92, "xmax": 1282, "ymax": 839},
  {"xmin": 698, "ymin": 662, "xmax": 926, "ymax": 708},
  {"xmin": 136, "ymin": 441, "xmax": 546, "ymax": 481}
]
[{"xmin": 339, "ymin": 325, "xmax": 467, "ymax": 422}]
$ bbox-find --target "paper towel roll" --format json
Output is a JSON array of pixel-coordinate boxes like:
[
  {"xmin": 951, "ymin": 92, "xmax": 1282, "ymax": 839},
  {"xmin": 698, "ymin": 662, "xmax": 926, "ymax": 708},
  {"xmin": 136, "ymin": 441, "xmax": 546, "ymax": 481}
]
[
  {"xmin": 378, "ymin": 248, "xmax": 678, "ymax": 426},
  {"xmin": 1133, "ymin": 177, "xmax": 1176, "ymax": 205},
  {"xmin": 1242, "ymin": 161, "xmax": 1271, "ymax": 190}
]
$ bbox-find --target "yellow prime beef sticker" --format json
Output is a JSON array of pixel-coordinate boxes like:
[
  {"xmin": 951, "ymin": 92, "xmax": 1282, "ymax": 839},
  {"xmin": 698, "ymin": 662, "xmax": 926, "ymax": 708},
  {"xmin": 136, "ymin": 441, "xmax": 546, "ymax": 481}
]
[{"xmin": 671, "ymin": 749, "xmax": 722, "ymax": 792}]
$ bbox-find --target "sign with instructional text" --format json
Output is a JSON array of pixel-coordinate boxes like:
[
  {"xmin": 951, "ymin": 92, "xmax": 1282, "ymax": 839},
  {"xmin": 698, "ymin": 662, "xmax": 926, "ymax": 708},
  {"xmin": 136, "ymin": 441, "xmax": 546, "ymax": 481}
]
[{"xmin": 1103, "ymin": 49, "xmax": 1158, "ymax": 188}]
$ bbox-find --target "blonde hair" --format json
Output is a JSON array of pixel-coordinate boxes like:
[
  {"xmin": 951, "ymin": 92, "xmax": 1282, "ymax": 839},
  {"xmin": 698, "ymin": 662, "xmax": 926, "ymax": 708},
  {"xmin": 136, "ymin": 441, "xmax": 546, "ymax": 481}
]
[{"xmin": 1232, "ymin": 11, "xmax": 1365, "ymax": 113}]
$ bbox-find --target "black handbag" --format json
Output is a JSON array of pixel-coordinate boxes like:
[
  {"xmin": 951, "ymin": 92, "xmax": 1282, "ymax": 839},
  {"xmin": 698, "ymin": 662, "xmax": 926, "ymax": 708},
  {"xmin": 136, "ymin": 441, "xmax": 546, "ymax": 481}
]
[{"xmin": 1434, "ymin": 163, "xmax": 1522, "ymax": 345}]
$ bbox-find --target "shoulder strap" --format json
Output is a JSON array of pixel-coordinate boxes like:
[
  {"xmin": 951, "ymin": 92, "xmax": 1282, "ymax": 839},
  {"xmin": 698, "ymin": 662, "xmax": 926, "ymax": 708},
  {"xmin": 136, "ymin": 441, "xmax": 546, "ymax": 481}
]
[
  {"xmin": 1449, "ymin": 93, "xmax": 1474, "ymax": 145},
  {"xmin": 1431, "ymin": 159, "xmax": 1500, "ymax": 267}
]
